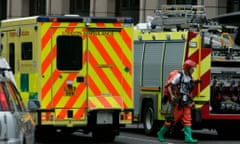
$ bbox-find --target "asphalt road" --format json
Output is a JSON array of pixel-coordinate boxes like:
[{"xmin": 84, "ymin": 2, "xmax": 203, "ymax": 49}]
[{"xmin": 37, "ymin": 124, "xmax": 240, "ymax": 144}]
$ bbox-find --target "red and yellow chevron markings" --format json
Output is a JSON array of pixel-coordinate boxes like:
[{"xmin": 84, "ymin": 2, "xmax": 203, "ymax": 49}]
[
  {"xmin": 87, "ymin": 23, "xmax": 133, "ymax": 110},
  {"xmin": 40, "ymin": 21, "xmax": 133, "ymax": 120},
  {"xmin": 186, "ymin": 34, "xmax": 211, "ymax": 108},
  {"xmin": 41, "ymin": 22, "xmax": 87, "ymax": 120}
]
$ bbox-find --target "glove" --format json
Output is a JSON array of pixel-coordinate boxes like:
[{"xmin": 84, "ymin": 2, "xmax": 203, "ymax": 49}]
[
  {"xmin": 181, "ymin": 95, "xmax": 193, "ymax": 106},
  {"xmin": 171, "ymin": 95, "xmax": 176, "ymax": 101}
]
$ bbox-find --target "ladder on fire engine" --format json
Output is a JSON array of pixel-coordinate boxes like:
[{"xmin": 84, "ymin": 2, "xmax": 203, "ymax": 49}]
[
  {"xmin": 150, "ymin": 5, "xmax": 208, "ymax": 31},
  {"xmin": 136, "ymin": 5, "xmax": 240, "ymax": 61},
  {"xmin": 150, "ymin": 5, "xmax": 238, "ymax": 50}
]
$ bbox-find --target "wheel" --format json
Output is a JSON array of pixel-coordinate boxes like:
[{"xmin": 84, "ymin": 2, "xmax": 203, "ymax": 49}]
[{"xmin": 142, "ymin": 101, "xmax": 160, "ymax": 135}]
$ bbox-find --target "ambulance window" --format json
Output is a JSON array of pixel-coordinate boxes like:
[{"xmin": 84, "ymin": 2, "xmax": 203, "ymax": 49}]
[
  {"xmin": 57, "ymin": 36, "xmax": 83, "ymax": 70},
  {"xmin": 9, "ymin": 43, "xmax": 15, "ymax": 74},
  {"xmin": 21, "ymin": 42, "xmax": 33, "ymax": 60}
]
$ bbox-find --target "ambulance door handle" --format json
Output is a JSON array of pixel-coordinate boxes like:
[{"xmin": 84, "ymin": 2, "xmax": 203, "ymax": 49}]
[{"xmin": 76, "ymin": 76, "xmax": 84, "ymax": 83}]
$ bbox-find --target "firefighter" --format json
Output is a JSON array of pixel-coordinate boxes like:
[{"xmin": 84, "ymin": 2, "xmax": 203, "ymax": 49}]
[
  {"xmin": 157, "ymin": 59, "xmax": 198, "ymax": 143},
  {"xmin": 0, "ymin": 45, "xmax": 16, "ymax": 86}
]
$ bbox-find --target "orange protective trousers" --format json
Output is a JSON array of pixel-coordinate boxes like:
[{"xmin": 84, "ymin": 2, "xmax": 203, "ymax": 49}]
[{"xmin": 164, "ymin": 104, "xmax": 192, "ymax": 127}]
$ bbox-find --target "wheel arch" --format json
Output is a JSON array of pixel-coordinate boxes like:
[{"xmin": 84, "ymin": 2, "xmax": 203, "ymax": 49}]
[{"xmin": 140, "ymin": 96, "xmax": 158, "ymax": 122}]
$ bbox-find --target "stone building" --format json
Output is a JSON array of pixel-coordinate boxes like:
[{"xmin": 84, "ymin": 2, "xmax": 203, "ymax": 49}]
[{"xmin": 0, "ymin": 0, "xmax": 239, "ymax": 23}]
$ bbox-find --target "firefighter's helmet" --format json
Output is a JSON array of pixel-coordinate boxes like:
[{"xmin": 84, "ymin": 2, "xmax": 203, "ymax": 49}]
[{"xmin": 183, "ymin": 59, "xmax": 196, "ymax": 70}]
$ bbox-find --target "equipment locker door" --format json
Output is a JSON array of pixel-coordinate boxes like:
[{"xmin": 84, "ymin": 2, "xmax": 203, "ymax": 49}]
[{"xmin": 50, "ymin": 26, "xmax": 87, "ymax": 121}]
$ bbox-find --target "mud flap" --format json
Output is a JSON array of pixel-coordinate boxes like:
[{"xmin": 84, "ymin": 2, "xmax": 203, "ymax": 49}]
[
  {"xmin": 192, "ymin": 108, "xmax": 202, "ymax": 123},
  {"xmin": 191, "ymin": 108, "xmax": 202, "ymax": 129}
]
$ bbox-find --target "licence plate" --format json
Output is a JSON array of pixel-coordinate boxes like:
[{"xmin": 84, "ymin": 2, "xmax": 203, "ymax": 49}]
[
  {"xmin": 97, "ymin": 112, "xmax": 113, "ymax": 124},
  {"xmin": 64, "ymin": 86, "xmax": 76, "ymax": 96}
]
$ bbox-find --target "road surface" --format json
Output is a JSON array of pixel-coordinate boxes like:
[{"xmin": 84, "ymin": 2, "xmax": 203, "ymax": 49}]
[{"xmin": 37, "ymin": 124, "xmax": 240, "ymax": 144}]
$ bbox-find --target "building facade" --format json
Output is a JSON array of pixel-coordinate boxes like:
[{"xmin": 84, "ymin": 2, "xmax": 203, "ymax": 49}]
[{"xmin": 0, "ymin": 0, "xmax": 239, "ymax": 23}]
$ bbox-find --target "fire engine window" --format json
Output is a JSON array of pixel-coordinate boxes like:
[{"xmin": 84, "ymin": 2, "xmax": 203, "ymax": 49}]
[
  {"xmin": 162, "ymin": 42, "xmax": 185, "ymax": 84},
  {"xmin": 142, "ymin": 42, "xmax": 164, "ymax": 87},
  {"xmin": 21, "ymin": 42, "xmax": 33, "ymax": 60},
  {"xmin": 57, "ymin": 36, "xmax": 82, "ymax": 70}
]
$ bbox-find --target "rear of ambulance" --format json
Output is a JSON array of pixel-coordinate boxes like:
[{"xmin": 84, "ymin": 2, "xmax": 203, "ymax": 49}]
[
  {"xmin": 37, "ymin": 16, "xmax": 134, "ymax": 141},
  {"xmin": 86, "ymin": 17, "xmax": 134, "ymax": 140}
]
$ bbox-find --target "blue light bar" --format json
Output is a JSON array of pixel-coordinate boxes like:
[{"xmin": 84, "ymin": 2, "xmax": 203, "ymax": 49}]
[
  {"xmin": 37, "ymin": 16, "xmax": 50, "ymax": 22},
  {"xmin": 124, "ymin": 17, "xmax": 134, "ymax": 23}
]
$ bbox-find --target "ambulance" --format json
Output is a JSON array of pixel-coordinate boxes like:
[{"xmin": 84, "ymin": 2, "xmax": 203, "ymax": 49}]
[{"xmin": 0, "ymin": 15, "xmax": 134, "ymax": 141}]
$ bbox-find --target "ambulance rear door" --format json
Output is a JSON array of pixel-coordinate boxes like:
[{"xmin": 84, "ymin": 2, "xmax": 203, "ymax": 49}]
[
  {"xmin": 49, "ymin": 25, "xmax": 87, "ymax": 121},
  {"xmin": 86, "ymin": 26, "xmax": 133, "ymax": 111}
]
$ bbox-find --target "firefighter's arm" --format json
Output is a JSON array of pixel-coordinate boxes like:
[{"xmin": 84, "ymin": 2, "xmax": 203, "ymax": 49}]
[{"xmin": 168, "ymin": 84, "xmax": 176, "ymax": 101}]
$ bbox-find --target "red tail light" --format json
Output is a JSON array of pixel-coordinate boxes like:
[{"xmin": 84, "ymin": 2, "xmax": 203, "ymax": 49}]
[{"xmin": 0, "ymin": 93, "xmax": 9, "ymax": 111}]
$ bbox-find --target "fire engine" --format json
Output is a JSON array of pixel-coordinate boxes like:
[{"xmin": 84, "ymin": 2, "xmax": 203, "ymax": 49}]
[
  {"xmin": 0, "ymin": 15, "xmax": 134, "ymax": 141},
  {"xmin": 133, "ymin": 5, "xmax": 240, "ymax": 137}
]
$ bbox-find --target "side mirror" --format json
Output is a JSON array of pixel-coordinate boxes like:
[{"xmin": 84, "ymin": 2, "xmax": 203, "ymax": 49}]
[{"xmin": 28, "ymin": 100, "xmax": 40, "ymax": 111}]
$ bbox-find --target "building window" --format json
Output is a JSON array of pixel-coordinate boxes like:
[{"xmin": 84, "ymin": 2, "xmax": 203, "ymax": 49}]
[
  {"xmin": 0, "ymin": 0, "xmax": 7, "ymax": 20},
  {"xmin": 29, "ymin": 0, "xmax": 46, "ymax": 16},
  {"xmin": 167, "ymin": 0, "xmax": 197, "ymax": 4},
  {"xmin": 116, "ymin": 0, "xmax": 139, "ymax": 24},
  {"xmin": 227, "ymin": 0, "xmax": 240, "ymax": 13},
  {"xmin": 70, "ymin": 0, "xmax": 90, "ymax": 16}
]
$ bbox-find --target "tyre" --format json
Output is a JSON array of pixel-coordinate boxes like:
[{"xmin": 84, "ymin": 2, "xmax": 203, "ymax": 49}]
[{"xmin": 142, "ymin": 101, "xmax": 160, "ymax": 135}]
